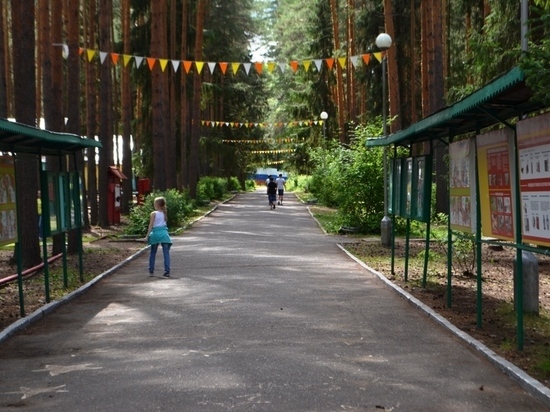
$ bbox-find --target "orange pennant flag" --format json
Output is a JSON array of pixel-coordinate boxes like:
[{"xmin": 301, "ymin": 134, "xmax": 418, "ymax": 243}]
[
  {"xmin": 111, "ymin": 53, "xmax": 120, "ymax": 65},
  {"xmin": 183, "ymin": 61, "xmax": 193, "ymax": 73},
  {"xmin": 78, "ymin": 47, "xmax": 84, "ymax": 55},
  {"xmin": 254, "ymin": 62, "xmax": 263, "ymax": 74},
  {"xmin": 325, "ymin": 58, "xmax": 335, "ymax": 70},
  {"xmin": 362, "ymin": 54, "xmax": 371, "ymax": 65},
  {"xmin": 290, "ymin": 61, "xmax": 299, "ymax": 72},
  {"xmin": 219, "ymin": 62, "xmax": 228, "ymax": 74},
  {"xmin": 146, "ymin": 57, "xmax": 156, "ymax": 71}
]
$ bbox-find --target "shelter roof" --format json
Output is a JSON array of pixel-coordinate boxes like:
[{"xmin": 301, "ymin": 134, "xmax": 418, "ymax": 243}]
[
  {"xmin": 366, "ymin": 67, "xmax": 544, "ymax": 147},
  {"xmin": 0, "ymin": 118, "xmax": 102, "ymax": 155}
]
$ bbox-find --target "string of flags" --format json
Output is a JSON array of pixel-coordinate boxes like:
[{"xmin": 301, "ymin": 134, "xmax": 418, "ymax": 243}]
[
  {"xmin": 202, "ymin": 120, "xmax": 324, "ymax": 128},
  {"xmin": 248, "ymin": 149, "xmax": 294, "ymax": 154},
  {"xmin": 68, "ymin": 45, "xmax": 384, "ymax": 75},
  {"xmin": 222, "ymin": 138, "xmax": 299, "ymax": 144}
]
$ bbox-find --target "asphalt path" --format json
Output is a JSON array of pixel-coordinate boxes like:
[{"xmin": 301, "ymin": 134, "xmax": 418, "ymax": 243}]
[{"xmin": 0, "ymin": 190, "xmax": 548, "ymax": 411}]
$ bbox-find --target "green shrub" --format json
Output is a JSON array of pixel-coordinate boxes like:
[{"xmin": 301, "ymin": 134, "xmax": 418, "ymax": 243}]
[
  {"xmin": 245, "ymin": 179, "xmax": 256, "ymax": 191},
  {"xmin": 125, "ymin": 189, "xmax": 192, "ymax": 236},
  {"xmin": 227, "ymin": 176, "xmax": 242, "ymax": 191}
]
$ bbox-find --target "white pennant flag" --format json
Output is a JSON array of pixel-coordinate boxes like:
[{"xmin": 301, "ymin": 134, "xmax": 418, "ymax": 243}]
[
  {"xmin": 278, "ymin": 62, "xmax": 286, "ymax": 73},
  {"xmin": 99, "ymin": 51, "xmax": 108, "ymax": 64},
  {"xmin": 313, "ymin": 59, "xmax": 323, "ymax": 71},
  {"xmin": 134, "ymin": 56, "xmax": 144, "ymax": 68},
  {"xmin": 171, "ymin": 60, "xmax": 180, "ymax": 72},
  {"xmin": 243, "ymin": 63, "xmax": 252, "ymax": 75},
  {"xmin": 208, "ymin": 62, "xmax": 216, "ymax": 74},
  {"xmin": 350, "ymin": 55, "xmax": 360, "ymax": 68}
]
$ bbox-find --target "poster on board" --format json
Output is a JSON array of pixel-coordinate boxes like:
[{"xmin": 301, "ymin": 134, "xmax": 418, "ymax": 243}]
[
  {"xmin": 517, "ymin": 112, "xmax": 550, "ymax": 246},
  {"xmin": 476, "ymin": 128, "xmax": 515, "ymax": 240},
  {"xmin": 449, "ymin": 138, "xmax": 476, "ymax": 233},
  {"xmin": 0, "ymin": 156, "xmax": 17, "ymax": 246}
]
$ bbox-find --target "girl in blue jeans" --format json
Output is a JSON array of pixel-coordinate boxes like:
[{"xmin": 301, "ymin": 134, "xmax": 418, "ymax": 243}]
[{"xmin": 146, "ymin": 197, "xmax": 172, "ymax": 277}]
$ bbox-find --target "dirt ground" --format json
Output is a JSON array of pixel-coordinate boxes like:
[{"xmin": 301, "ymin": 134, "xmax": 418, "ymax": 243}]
[{"xmin": 2, "ymin": 227, "xmax": 550, "ymax": 387}]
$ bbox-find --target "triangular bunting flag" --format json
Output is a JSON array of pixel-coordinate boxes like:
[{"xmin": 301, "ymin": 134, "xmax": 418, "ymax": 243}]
[
  {"xmin": 195, "ymin": 61, "xmax": 205, "ymax": 74},
  {"xmin": 313, "ymin": 59, "xmax": 323, "ymax": 71},
  {"xmin": 303, "ymin": 60, "xmax": 312, "ymax": 72},
  {"xmin": 183, "ymin": 61, "xmax": 193, "ymax": 73},
  {"xmin": 219, "ymin": 62, "xmax": 228, "ymax": 74},
  {"xmin": 207, "ymin": 62, "xmax": 216, "ymax": 74},
  {"xmin": 134, "ymin": 56, "xmax": 144, "ymax": 68},
  {"xmin": 350, "ymin": 55, "xmax": 359, "ymax": 68},
  {"xmin": 122, "ymin": 54, "xmax": 132, "ymax": 67},
  {"xmin": 171, "ymin": 60, "xmax": 180, "ymax": 72},
  {"xmin": 232, "ymin": 62, "xmax": 241, "ymax": 75},
  {"xmin": 337, "ymin": 57, "xmax": 347, "ymax": 69},
  {"xmin": 159, "ymin": 59, "xmax": 169, "ymax": 72},
  {"xmin": 86, "ymin": 49, "xmax": 96, "ymax": 62},
  {"xmin": 78, "ymin": 47, "xmax": 84, "ymax": 55},
  {"xmin": 278, "ymin": 63, "xmax": 286, "ymax": 73},
  {"xmin": 99, "ymin": 51, "xmax": 108, "ymax": 63},
  {"xmin": 373, "ymin": 52, "xmax": 382, "ymax": 63},
  {"xmin": 290, "ymin": 61, "xmax": 299, "ymax": 72},
  {"xmin": 111, "ymin": 53, "xmax": 120, "ymax": 65},
  {"xmin": 242, "ymin": 63, "xmax": 251, "ymax": 75},
  {"xmin": 254, "ymin": 62, "xmax": 263, "ymax": 74},
  {"xmin": 325, "ymin": 58, "xmax": 335, "ymax": 70},
  {"xmin": 362, "ymin": 54, "xmax": 371, "ymax": 65},
  {"xmin": 267, "ymin": 62, "xmax": 276, "ymax": 73},
  {"xmin": 146, "ymin": 57, "xmax": 156, "ymax": 70}
]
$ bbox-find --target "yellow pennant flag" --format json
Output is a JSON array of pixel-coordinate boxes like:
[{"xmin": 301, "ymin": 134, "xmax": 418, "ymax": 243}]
[
  {"xmin": 337, "ymin": 57, "xmax": 347, "ymax": 69},
  {"xmin": 86, "ymin": 49, "xmax": 96, "ymax": 62},
  {"xmin": 122, "ymin": 54, "xmax": 132, "ymax": 67},
  {"xmin": 267, "ymin": 62, "xmax": 276, "ymax": 73},
  {"xmin": 232, "ymin": 62, "xmax": 241, "ymax": 75},
  {"xmin": 159, "ymin": 59, "xmax": 169, "ymax": 72},
  {"xmin": 302, "ymin": 60, "xmax": 311, "ymax": 72},
  {"xmin": 195, "ymin": 61, "xmax": 205, "ymax": 74},
  {"xmin": 373, "ymin": 52, "xmax": 383, "ymax": 63}
]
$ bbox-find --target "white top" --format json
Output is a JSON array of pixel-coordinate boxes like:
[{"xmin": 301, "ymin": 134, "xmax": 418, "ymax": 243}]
[
  {"xmin": 276, "ymin": 177, "xmax": 286, "ymax": 190},
  {"xmin": 153, "ymin": 211, "xmax": 166, "ymax": 227}
]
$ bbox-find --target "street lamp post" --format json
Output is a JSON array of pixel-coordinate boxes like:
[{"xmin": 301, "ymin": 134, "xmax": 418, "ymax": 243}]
[
  {"xmin": 320, "ymin": 111, "xmax": 328, "ymax": 164},
  {"xmin": 376, "ymin": 33, "xmax": 392, "ymax": 247}
]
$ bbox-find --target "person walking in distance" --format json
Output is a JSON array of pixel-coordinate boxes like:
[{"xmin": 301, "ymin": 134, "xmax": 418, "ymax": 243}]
[
  {"xmin": 267, "ymin": 176, "xmax": 277, "ymax": 209},
  {"xmin": 147, "ymin": 197, "xmax": 172, "ymax": 277},
  {"xmin": 275, "ymin": 173, "xmax": 286, "ymax": 205}
]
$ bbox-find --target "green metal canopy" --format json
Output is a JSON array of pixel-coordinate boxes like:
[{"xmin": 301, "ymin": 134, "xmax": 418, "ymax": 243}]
[
  {"xmin": 366, "ymin": 67, "xmax": 542, "ymax": 148},
  {"xmin": 0, "ymin": 118, "xmax": 102, "ymax": 155}
]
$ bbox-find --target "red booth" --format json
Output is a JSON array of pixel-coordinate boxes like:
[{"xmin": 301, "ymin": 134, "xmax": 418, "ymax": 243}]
[
  {"xmin": 137, "ymin": 178, "xmax": 150, "ymax": 205},
  {"xmin": 107, "ymin": 166, "xmax": 127, "ymax": 225}
]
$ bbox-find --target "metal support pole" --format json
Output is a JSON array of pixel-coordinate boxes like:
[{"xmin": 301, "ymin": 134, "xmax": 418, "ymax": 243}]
[{"xmin": 380, "ymin": 53, "xmax": 392, "ymax": 246}]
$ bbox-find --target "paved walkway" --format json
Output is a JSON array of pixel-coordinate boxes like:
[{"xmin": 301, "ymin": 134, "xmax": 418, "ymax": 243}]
[{"xmin": 0, "ymin": 190, "xmax": 549, "ymax": 411}]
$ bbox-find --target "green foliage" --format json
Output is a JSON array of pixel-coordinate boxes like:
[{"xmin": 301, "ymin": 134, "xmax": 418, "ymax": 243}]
[
  {"xmin": 124, "ymin": 190, "xmax": 192, "ymax": 236},
  {"xmin": 196, "ymin": 176, "xmax": 230, "ymax": 206},
  {"xmin": 227, "ymin": 176, "xmax": 242, "ymax": 191},
  {"xmin": 245, "ymin": 179, "xmax": 256, "ymax": 191}
]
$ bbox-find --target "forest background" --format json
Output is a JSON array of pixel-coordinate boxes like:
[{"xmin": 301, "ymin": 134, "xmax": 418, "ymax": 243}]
[{"xmin": 1, "ymin": 0, "xmax": 550, "ymax": 271}]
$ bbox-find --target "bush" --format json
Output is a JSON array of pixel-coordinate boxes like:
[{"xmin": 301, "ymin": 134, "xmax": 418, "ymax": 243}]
[
  {"xmin": 227, "ymin": 176, "xmax": 242, "ymax": 191},
  {"xmin": 245, "ymin": 179, "xmax": 256, "ymax": 191},
  {"xmin": 125, "ymin": 189, "xmax": 192, "ymax": 236}
]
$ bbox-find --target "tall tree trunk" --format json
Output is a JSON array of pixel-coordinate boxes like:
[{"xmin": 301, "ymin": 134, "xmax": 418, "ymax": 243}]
[
  {"xmin": 121, "ymin": 0, "xmax": 133, "ymax": 215},
  {"xmin": 98, "ymin": 0, "xmax": 113, "ymax": 227},
  {"xmin": 328, "ymin": 0, "xmax": 346, "ymax": 143},
  {"xmin": 180, "ymin": 0, "xmax": 190, "ymax": 190},
  {"xmin": 166, "ymin": 0, "xmax": 177, "ymax": 189},
  {"xmin": 11, "ymin": 0, "xmax": 41, "ymax": 268},
  {"xmin": 151, "ymin": 0, "xmax": 168, "ymax": 191},
  {"xmin": 85, "ymin": 0, "xmax": 99, "ymax": 226},
  {"xmin": 383, "ymin": 0, "xmax": 401, "ymax": 133},
  {"xmin": 65, "ymin": 0, "xmax": 85, "ymax": 252},
  {"xmin": 0, "ymin": 5, "xmax": 8, "ymax": 117},
  {"xmin": 189, "ymin": 0, "xmax": 206, "ymax": 198}
]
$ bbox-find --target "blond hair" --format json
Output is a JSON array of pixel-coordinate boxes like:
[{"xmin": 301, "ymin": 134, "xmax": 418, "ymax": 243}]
[{"xmin": 154, "ymin": 197, "xmax": 168, "ymax": 222}]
